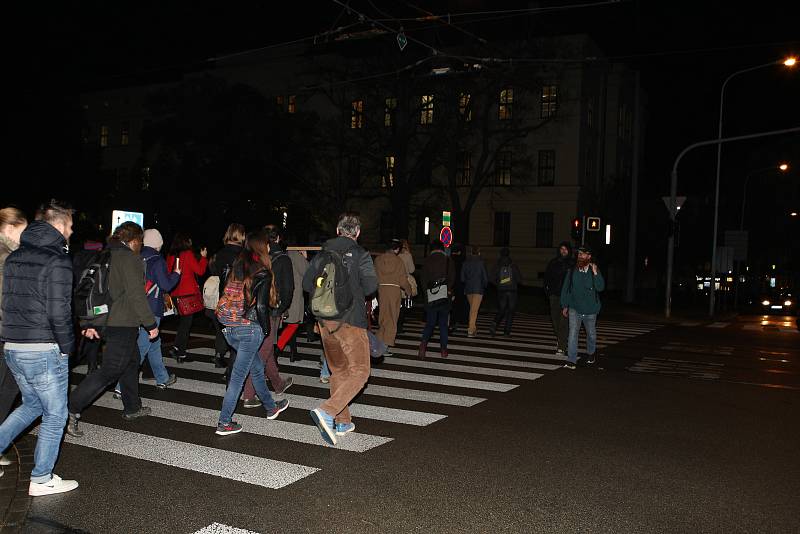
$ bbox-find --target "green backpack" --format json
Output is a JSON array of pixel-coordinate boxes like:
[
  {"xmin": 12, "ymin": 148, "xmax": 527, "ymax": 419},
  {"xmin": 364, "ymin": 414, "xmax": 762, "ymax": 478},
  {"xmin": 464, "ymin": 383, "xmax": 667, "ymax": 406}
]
[{"xmin": 310, "ymin": 249, "xmax": 354, "ymax": 319}]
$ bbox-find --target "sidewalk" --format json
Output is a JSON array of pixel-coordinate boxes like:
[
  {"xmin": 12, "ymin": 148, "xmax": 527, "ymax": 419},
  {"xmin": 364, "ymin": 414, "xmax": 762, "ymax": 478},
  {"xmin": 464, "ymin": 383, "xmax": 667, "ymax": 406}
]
[{"xmin": 0, "ymin": 437, "xmax": 35, "ymax": 532}]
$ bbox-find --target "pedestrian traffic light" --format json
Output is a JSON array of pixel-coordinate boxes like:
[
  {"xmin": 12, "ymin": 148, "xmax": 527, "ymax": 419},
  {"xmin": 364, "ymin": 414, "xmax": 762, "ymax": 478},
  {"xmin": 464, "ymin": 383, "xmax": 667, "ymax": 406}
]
[
  {"xmin": 571, "ymin": 217, "xmax": 581, "ymax": 240},
  {"xmin": 587, "ymin": 216, "xmax": 601, "ymax": 232}
]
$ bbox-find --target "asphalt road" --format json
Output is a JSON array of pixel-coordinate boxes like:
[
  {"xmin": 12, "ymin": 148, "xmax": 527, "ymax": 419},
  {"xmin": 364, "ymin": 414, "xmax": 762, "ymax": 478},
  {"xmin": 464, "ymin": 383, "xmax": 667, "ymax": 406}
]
[{"xmin": 5, "ymin": 311, "xmax": 799, "ymax": 533}]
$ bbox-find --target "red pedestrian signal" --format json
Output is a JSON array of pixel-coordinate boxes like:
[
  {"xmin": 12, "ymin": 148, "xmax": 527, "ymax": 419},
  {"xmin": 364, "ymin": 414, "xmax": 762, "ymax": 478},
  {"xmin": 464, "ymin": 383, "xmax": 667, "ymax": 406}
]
[{"xmin": 571, "ymin": 217, "xmax": 582, "ymax": 240}]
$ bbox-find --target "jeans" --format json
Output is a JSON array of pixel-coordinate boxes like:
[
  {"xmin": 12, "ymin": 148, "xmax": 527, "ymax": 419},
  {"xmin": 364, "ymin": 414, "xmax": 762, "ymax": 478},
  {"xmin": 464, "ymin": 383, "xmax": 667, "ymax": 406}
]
[
  {"xmin": 219, "ymin": 325, "xmax": 276, "ymax": 424},
  {"xmin": 549, "ymin": 295, "xmax": 569, "ymax": 352},
  {"xmin": 243, "ymin": 316, "xmax": 285, "ymax": 399},
  {"xmin": 422, "ymin": 305, "xmax": 449, "ymax": 349},
  {"xmin": 318, "ymin": 321, "xmax": 370, "ymax": 425},
  {"xmin": 320, "ymin": 355, "xmax": 330, "ymax": 380},
  {"xmin": 0, "ymin": 345, "xmax": 21, "ymax": 425},
  {"xmin": 116, "ymin": 317, "xmax": 169, "ymax": 391},
  {"xmin": 206, "ymin": 309, "xmax": 230, "ymax": 356},
  {"xmin": 0, "ymin": 346, "xmax": 68, "ymax": 483},
  {"xmin": 70, "ymin": 327, "xmax": 142, "ymax": 416},
  {"xmin": 567, "ymin": 309, "xmax": 597, "ymax": 364},
  {"xmin": 493, "ymin": 291, "xmax": 518, "ymax": 335}
]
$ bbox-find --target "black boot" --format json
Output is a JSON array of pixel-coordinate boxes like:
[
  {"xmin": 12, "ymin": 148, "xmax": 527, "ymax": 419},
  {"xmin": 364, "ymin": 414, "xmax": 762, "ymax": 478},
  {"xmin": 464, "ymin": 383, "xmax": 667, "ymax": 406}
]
[{"xmin": 213, "ymin": 353, "xmax": 226, "ymax": 368}]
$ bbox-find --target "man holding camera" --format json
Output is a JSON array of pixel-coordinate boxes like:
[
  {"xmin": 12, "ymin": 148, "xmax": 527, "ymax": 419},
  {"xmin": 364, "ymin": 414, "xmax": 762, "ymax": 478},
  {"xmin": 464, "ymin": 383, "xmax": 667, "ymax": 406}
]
[{"xmin": 560, "ymin": 246, "xmax": 605, "ymax": 370}]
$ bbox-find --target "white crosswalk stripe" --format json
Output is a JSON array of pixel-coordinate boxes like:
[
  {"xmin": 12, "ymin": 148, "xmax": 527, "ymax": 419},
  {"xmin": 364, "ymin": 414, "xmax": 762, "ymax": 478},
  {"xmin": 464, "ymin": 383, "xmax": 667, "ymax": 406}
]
[{"xmin": 63, "ymin": 314, "xmax": 659, "ymax": 490}]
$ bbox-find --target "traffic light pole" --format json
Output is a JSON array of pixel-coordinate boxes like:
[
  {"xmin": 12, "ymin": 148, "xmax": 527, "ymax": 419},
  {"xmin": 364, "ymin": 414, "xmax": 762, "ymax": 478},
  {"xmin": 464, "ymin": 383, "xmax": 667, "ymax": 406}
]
[
  {"xmin": 664, "ymin": 126, "xmax": 800, "ymax": 318},
  {"xmin": 581, "ymin": 215, "xmax": 586, "ymax": 246}
]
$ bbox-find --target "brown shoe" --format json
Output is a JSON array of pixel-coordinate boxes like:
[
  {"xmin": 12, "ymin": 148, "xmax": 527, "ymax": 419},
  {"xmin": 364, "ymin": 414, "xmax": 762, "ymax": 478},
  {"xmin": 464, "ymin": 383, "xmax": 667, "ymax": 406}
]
[{"xmin": 418, "ymin": 341, "xmax": 427, "ymax": 360}]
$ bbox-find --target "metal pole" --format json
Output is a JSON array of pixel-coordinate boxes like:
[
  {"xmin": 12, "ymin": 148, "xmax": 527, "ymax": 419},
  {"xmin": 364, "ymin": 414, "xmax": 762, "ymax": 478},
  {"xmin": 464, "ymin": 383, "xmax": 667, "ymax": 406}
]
[
  {"xmin": 581, "ymin": 214, "xmax": 586, "ymax": 246},
  {"xmin": 664, "ymin": 126, "xmax": 800, "ymax": 319},
  {"xmin": 708, "ymin": 60, "xmax": 784, "ymax": 317},
  {"xmin": 625, "ymin": 71, "xmax": 641, "ymax": 303}
]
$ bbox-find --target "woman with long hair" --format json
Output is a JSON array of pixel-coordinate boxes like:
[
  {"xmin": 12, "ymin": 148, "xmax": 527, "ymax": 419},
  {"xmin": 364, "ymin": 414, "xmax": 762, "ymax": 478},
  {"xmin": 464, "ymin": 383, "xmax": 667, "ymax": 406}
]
[
  {"xmin": 214, "ymin": 230, "xmax": 289, "ymax": 434},
  {"xmin": 0, "ymin": 207, "xmax": 28, "ymax": 472},
  {"xmin": 207, "ymin": 223, "xmax": 246, "ymax": 370},
  {"xmin": 166, "ymin": 232, "xmax": 207, "ymax": 362}
]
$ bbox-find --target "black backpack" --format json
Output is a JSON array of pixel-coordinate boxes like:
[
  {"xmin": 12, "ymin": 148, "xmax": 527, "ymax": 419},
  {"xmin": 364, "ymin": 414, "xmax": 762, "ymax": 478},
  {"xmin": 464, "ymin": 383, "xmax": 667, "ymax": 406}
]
[
  {"xmin": 309, "ymin": 248, "xmax": 355, "ymax": 320},
  {"xmin": 74, "ymin": 248, "xmax": 113, "ymax": 326}
]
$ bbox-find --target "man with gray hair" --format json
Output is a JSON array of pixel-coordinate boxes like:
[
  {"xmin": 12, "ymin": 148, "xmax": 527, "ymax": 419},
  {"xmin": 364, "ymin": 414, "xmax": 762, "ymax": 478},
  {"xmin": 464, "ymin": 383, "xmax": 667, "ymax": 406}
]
[
  {"xmin": 0, "ymin": 199, "xmax": 78, "ymax": 495},
  {"xmin": 303, "ymin": 213, "xmax": 377, "ymax": 445}
]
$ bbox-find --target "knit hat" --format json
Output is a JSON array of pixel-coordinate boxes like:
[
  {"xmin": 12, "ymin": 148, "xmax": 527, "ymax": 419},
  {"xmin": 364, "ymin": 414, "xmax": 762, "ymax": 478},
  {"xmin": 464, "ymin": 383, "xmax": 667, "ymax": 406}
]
[
  {"xmin": 576, "ymin": 245, "xmax": 592, "ymax": 255},
  {"xmin": 143, "ymin": 229, "xmax": 164, "ymax": 250}
]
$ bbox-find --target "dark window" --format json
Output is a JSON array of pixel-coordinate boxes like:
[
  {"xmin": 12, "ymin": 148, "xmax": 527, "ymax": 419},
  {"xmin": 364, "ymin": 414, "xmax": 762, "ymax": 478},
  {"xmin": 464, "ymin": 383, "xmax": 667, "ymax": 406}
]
[
  {"xmin": 459, "ymin": 92, "xmax": 472, "ymax": 121},
  {"xmin": 493, "ymin": 211, "xmax": 511, "ymax": 246},
  {"xmin": 347, "ymin": 156, "xmax": 360, "ymax": 188},
  {"xmin": 496, "ymin": 151, "xmax": 512, "ymax": 186},
  {"xmin": 120, "ymin": 122, "xmax": 129, "ymax": 146},
  {"xmin": 537, "ymin": 150, "xmax": 555, "ymax": 186},
  {"xmin": 456, "ymin": 151, "xmax": 472, "ymax": 186},
  {"xmin": 380, "ymin": 212, "xmax": 393, "ymax": 244},
  {"xmin": 536, "ymin": 212, "xmax": 554, "ymax": 248}
]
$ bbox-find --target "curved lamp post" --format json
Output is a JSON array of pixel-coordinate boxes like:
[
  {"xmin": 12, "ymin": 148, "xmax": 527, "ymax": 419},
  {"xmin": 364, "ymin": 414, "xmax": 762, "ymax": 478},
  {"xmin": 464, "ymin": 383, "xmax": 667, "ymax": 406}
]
[{"xmin": 708, "ymin": 57, "xmax": 796, "ymax": 316}]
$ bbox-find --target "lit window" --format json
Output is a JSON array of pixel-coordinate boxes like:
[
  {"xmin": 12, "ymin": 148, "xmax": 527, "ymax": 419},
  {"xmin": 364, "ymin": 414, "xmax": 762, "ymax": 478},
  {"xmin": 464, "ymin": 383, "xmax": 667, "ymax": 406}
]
[
  {"xmin": 383, "ymin": 155, "xmax": 395, "ymax": 187},
  {"xmin": 287, "ymin": 95, "xmax": 296, "ymax": 114},
  {"xmin": 499, "ymin": 88, "xmax": 513, "ymax": 120},
  {"xmin": 496, "ymin": 151, "xmax": 512, "ymax": 186},
  {"xmin": 420, "ymin": 94, "xmax": 434, "ymax": 125},
  {"xmin": 384, "ymin": 97, "xmax": 397, "ymax": 127},
  {"xmin": 351, "ymin": 99, "xmax": 364, "ymax": 129},
  {"xmin": 100, "ymin": 125, "xmax": 109, "ymax": 147},
  {"xmin": 120, "ymin": 122, "xmax": 129, "ymax": 146},
  {"xmin": 276, "ymin": 95, "xmax": 285, "ymax": 106},
  {"xmin": 459, "ymin": 93, "xmax": 472, "ymax": 121},
  {"xmin": 456, "ymin": 151, "xmax": 472, "ymax": 186},
  {"xmin": 537, "ymin": 150, "xmax": 555, "ymax": 186},
  {"xmin": 541, "ymin": 84, "xmax": 558, "ymax": 118}
]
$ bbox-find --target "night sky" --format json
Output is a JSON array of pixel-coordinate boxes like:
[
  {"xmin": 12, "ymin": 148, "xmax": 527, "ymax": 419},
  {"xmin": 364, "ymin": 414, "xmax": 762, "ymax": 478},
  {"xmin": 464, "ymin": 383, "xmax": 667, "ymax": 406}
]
[{"xmin": 8, "ymin": 1, "xmax": 799, "ymax": 271}]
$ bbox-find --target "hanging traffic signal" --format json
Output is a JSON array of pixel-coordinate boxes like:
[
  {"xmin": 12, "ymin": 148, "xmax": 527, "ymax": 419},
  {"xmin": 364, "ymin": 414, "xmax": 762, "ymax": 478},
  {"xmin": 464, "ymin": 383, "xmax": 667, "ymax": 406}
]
[{"xmin": 571, "ymin": 217, "xmax": 582, "ymax": 240}]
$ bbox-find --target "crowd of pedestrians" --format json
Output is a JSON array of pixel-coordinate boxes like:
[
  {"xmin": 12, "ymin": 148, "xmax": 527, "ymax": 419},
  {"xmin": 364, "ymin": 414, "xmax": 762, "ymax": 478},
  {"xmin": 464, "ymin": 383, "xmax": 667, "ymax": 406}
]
[{"xmin": 0, "ymin": 201, "xmax": 604, "ymax": 494}]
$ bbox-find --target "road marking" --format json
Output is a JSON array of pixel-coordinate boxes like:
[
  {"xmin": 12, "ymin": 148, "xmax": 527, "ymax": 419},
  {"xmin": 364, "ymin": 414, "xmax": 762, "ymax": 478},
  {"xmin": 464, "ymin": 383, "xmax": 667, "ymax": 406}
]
[
  {"xmin": 72, "ymin": 366, "xmax": 445, "ymax": 427},
  {"xmin": 87, "ymin": 390, "xmax": 392, "ymax": 452},
  {"xmin": 58, "ymin": 423, "xmax": 319, "ymax": 489},
  {"xmin": 706, "ymin": 322, "xmax": 729, "ymax": 328},
  {"xmin": 193, "ymin": 524, "xmax": 262, "ymax": 534}
]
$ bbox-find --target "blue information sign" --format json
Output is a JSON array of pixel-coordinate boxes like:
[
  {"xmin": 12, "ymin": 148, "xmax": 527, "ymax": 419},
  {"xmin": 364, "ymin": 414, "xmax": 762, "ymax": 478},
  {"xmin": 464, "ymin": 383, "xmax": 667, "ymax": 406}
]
[{"xmin": 111, "ymin": 210, "xmax": 144, "ymax": 233}]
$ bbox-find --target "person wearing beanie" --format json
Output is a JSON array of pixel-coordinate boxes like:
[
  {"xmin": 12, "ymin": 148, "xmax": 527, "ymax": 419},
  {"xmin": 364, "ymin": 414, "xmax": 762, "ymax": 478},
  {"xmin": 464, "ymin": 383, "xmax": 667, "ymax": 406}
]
[
  {"xmin": 544, "ymin": 241, "xmax": 574, "ymax": 355},
  {"xmin": 143, "ymin": 228, "xmax": 164, "ymax": 250}
]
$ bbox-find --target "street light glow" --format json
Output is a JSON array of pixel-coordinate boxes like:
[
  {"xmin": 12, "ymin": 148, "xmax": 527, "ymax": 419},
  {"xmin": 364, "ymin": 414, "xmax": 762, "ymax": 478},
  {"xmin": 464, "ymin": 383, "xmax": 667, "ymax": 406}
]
[
  {"xmin": 778, "ymin": 163, "xmax": 789, "ymax": 171},
  {"xmin": 784, "ymin": 57, "xmax": 797, "ymax": 66},
  {"xmin": 791, "ymin": 212, "xmax": 798, "ymax": 217}
]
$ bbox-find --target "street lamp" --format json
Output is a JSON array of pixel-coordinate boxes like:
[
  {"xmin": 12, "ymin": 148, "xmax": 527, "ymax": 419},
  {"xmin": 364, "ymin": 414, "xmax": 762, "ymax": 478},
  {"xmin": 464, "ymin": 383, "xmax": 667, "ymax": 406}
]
[
  {"xmin": 739, "ymin": 163, "xmax": 791, "ymax": 230},
  {"xmin": 708, "ymin": 57, "xmax": 796, "ymax": 317}
]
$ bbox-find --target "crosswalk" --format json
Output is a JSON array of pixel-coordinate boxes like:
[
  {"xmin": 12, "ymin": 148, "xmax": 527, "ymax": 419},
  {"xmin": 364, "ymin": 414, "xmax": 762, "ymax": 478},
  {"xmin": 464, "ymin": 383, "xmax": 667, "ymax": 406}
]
[{"xmin": 63, "ymin": 313, "xmax": 661, "ymax": 495}]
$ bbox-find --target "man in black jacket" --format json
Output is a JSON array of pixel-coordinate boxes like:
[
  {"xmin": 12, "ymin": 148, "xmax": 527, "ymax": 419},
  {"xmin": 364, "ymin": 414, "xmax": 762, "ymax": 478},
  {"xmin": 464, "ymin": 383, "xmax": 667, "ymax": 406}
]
[
  {"xmin": 240, "ymin": 226, "xmax": 293, "ymax": 407},
  {"xmin": 303, "ymin": 213, "xmax": 378, "ymax": 445},
  {"xmin": 544, "ymin": 241, "xmax": 573, "ymax": 355},
  {"xmin": 0, "ymin": 199, "xmax": 79, "ymax": 496}
]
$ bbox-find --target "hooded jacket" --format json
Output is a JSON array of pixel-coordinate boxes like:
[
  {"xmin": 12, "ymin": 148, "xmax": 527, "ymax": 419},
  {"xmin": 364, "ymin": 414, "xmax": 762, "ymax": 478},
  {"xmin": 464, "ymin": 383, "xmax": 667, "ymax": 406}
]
[
  {"xmin": 490, "ymin": 255, "xmax": 523, "ymax": 292},
  {"xmin": 302, "ymin": 236, "xmax": 378, "ymax": 329},
  {"xmin": 269, "ymin": 242, "xmax": 294, "ymax": 317},
  {"xmin": 460, "ymin": 254, "xmax": 489, "ymax": 295},
  {"xmin": 141, "ymin": 246, "xmax": 180, "ymax": 317},
  {"xmin": 1, "ymin": 221, "xmax": 75, "ymax": 354},
  {"xmin": 544, "ymin": 241, "xmax": 574, "ymax": 297}
]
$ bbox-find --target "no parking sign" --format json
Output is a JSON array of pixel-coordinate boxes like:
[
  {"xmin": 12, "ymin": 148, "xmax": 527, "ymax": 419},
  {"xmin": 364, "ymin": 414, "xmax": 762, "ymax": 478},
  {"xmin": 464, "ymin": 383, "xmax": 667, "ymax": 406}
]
[{"xmin": 439, "ymin": 226, "xmax": 453, "ymax": 248}]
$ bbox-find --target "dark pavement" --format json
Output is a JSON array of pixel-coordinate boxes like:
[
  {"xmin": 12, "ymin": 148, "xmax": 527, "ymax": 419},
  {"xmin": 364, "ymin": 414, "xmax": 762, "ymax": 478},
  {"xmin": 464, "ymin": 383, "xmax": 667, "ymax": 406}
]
[{"xmin": 2, "ymin": 311, "xmax": 799, "ymax": 533}]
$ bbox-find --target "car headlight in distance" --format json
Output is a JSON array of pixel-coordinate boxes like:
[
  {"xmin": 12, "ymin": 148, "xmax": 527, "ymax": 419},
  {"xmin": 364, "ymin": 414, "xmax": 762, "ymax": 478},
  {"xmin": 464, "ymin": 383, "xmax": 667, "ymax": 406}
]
[
  {"xmin": 785, "ymin": 300, "xmax": 793, "ymax": 307},
  {"xmin": 762, "ymin": 300, "xmax": 770, "ymax": 306}
]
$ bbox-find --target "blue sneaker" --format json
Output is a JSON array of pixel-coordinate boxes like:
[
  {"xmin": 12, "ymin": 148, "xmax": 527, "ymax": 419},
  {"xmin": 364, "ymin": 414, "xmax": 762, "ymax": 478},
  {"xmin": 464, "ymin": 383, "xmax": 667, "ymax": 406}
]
[
  {"xmin": 335, "ymin": 422, "xmax": 355, "ymax": 436},
  {"xmin": 310, "ymin": 408, "xmax": 337, "ymax": 445}
]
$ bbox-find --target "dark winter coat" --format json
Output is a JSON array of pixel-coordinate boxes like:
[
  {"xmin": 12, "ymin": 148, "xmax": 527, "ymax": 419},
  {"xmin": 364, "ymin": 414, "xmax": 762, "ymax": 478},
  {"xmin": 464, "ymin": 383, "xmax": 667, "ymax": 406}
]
[
  {"xmin": 490, "ymin": 257, "xmax": 523, "ymax": 292},
  {"xmin": 544, "ymin": 243, "xmax": 574, "ymax": 297},
  {"xmin": 270, "ymin": 242, "xmax": 294, "ymax": 317},
  {"xmin": 106, "ymin": 241, "xmax": 157, "ymax": 331},
  {"xmin": 0, "ymin": 221, "xmax": 75, "ymax": 355},
  {"xmin": 302, "ymin": 236, "xmax": 378, "ymax": 329},
  {"xmin": 209, "ymin": 244, "xmax": 243, "ymax": 278},
  {"xmin": 421, "ymin": 250, "xmax": 456, "ymax": 309},
  {"xmin": 460, "ymin": 255, "xmax": 489, "ymax": 295},
  {"xmin": 141, "ymin": 246, "xmax": 180, "ymax": 317}
]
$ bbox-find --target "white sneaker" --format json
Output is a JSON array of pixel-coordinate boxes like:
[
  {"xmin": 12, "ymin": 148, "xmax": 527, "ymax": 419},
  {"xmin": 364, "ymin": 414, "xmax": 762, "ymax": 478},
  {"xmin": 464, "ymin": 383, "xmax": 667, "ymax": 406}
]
[
  {"xmin": 28, "ymin": 474, "xmax": 79, "ymax": 496},
  {"xmin": 555, "ymin": 349, "xmax": 565, "ymax": 356},
  {"xmin": 0, "ymin": 453, "xmax": 11, "ymax": 466}
]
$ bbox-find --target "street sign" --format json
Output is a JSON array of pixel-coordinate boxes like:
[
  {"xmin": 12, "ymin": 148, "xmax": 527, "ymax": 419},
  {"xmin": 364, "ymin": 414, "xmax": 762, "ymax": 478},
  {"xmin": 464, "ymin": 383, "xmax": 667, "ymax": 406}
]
[
  {"xmin": 442, "ymin": 211, "xmax": 451, "ymax": 227},
  {"xmin": 724, "ymin": 230, "xmax": 748, "ymax": 261},
  {"xmin": 111, "ymin": 210, "xmax": 144, "ymax": 233},
  {"xmin": 587, "ymin": 217, "xmax": 601, "ymax": 231},
  {"xmin": 662, "ymin": 196, "xmax": 686, "ymax": 216},
  {"xmin": 439, "ymin": 226, "xmax": 453, "ymax": 248}
]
